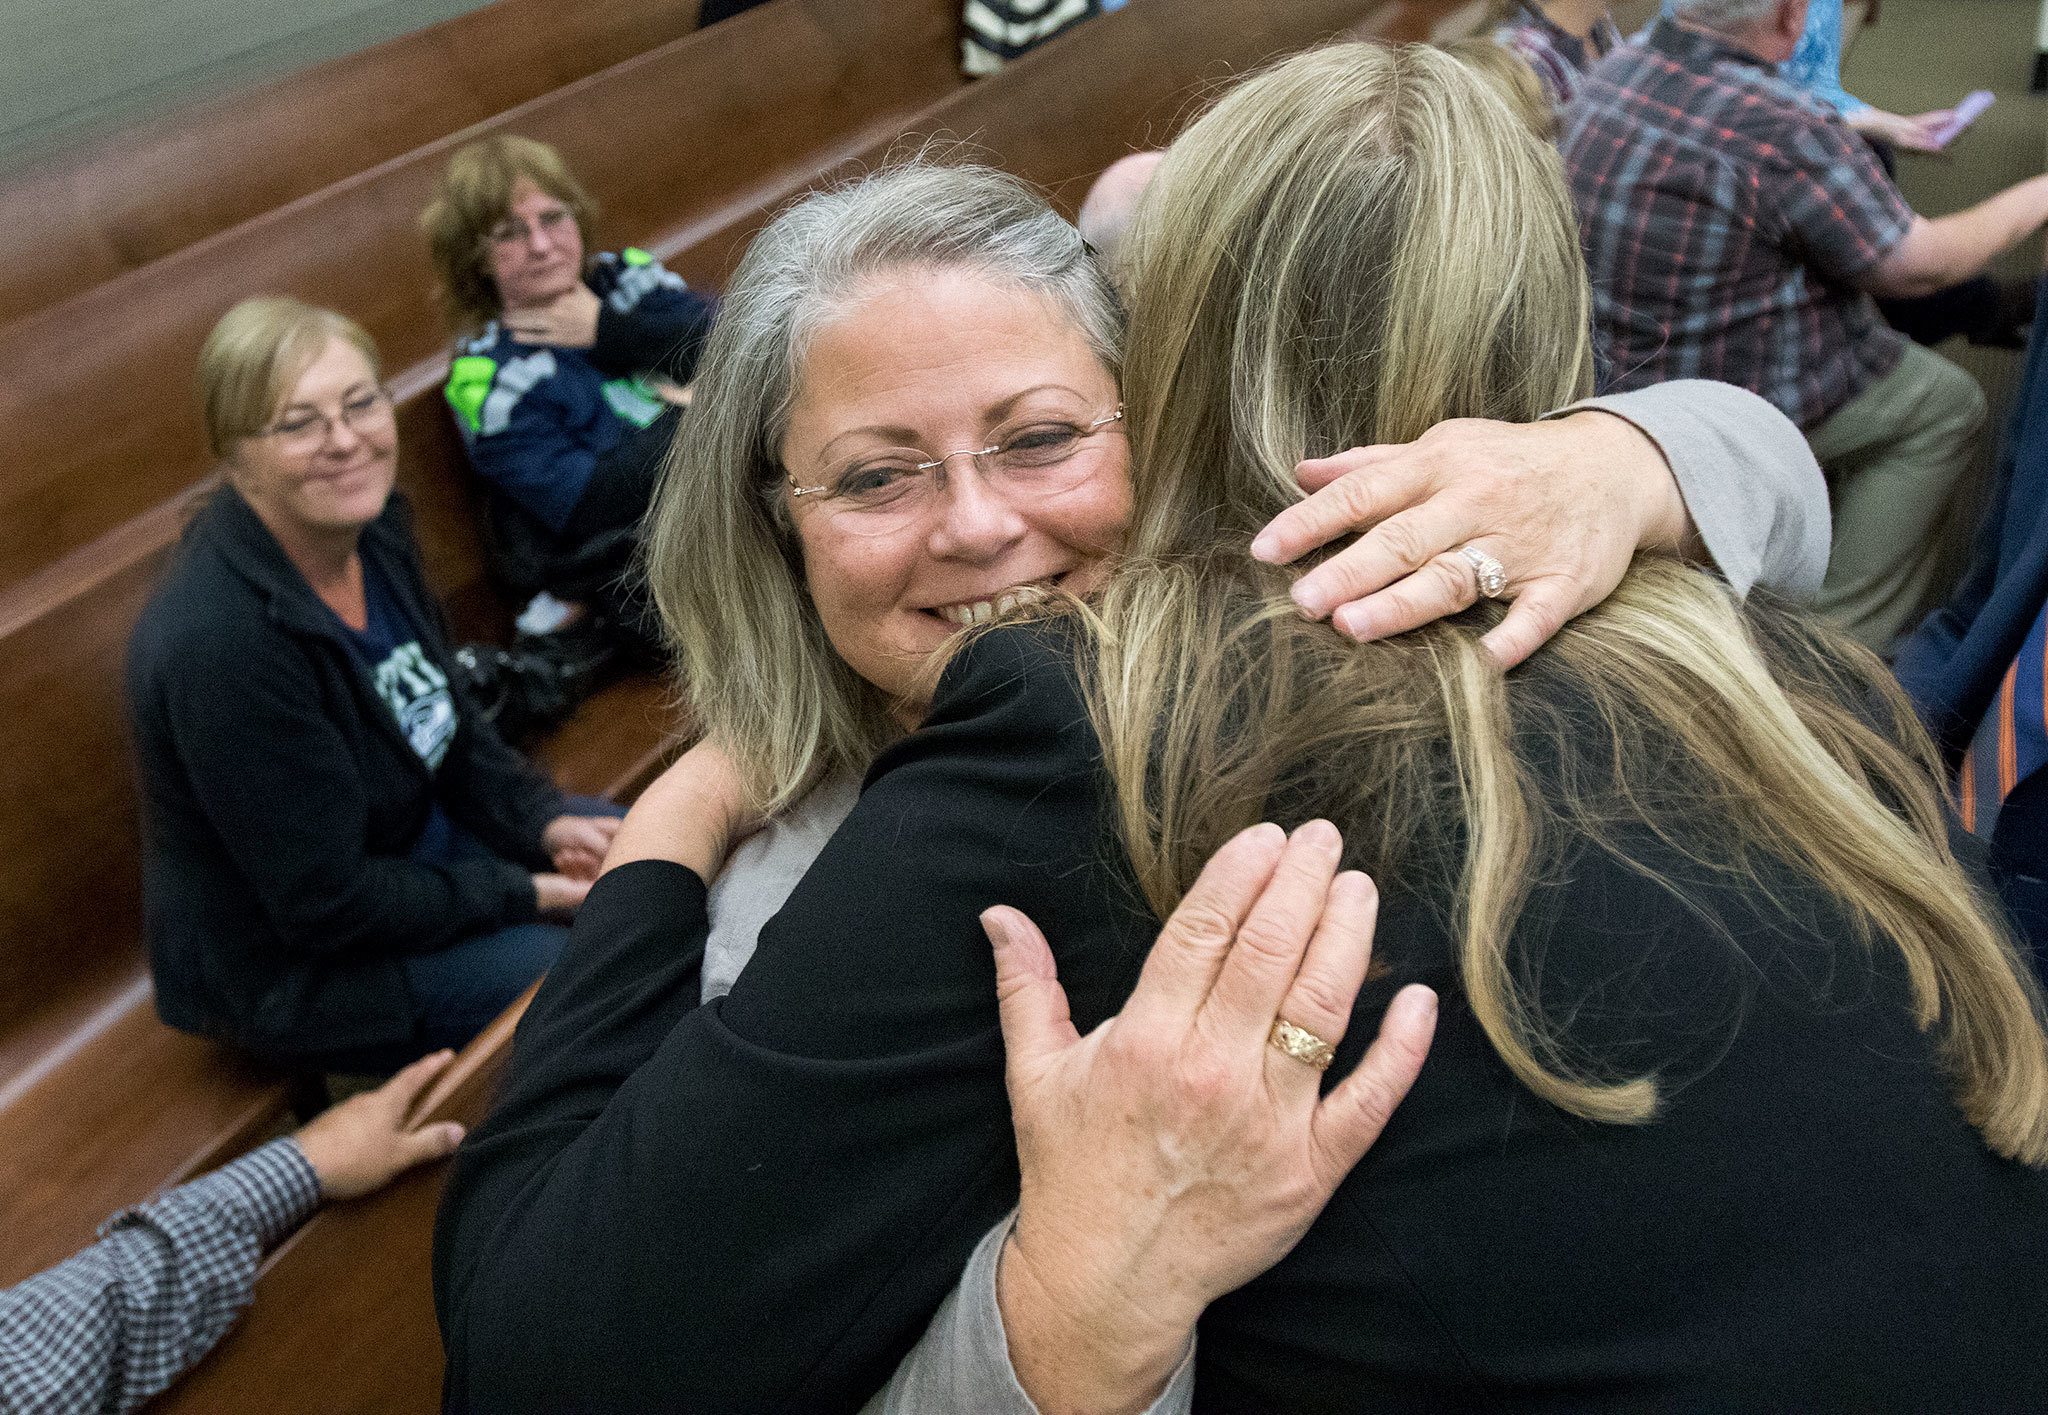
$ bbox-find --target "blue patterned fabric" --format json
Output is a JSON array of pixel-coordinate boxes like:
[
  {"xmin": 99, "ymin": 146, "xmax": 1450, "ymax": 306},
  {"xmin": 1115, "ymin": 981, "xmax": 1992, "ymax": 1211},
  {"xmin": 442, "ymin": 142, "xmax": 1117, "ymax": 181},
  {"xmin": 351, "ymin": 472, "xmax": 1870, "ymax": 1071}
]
[{"xmin": 0, "ymin": 1140, "xmax": 320, "ymax": 1413}]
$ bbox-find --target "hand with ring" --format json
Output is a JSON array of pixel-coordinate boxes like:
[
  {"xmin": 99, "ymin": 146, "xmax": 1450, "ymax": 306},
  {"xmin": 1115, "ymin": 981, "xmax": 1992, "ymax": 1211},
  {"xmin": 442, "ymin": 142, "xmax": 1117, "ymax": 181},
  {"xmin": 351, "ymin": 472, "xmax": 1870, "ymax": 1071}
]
[
  {"xmin": 1249, "ymin": 410, "xmax": 1701, "ymax": 668},
  {"xmin": 985, "ymin": 820, "xmax": 1438, "ymax": 1415}
]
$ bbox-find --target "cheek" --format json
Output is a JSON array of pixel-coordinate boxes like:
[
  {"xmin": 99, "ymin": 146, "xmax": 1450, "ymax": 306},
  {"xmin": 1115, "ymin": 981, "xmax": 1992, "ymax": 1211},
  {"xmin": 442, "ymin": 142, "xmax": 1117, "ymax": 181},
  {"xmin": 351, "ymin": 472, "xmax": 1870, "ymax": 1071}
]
[
  {"xmin": 1043, "ymin": 469, "xmax": 1133, "ymax": 558},
  {"xmin": 796, "ymin": 529, "xmax": 909, "ymax": 653}
]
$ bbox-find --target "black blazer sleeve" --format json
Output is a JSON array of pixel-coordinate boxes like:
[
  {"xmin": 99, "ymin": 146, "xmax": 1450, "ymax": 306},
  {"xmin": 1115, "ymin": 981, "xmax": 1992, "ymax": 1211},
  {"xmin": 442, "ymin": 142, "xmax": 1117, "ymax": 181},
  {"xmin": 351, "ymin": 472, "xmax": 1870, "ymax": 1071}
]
[
  {"xmin": 153, "ymin": 620, "xmax": 538, "ymax": 957},
  {"xmin": 435, "ymin": 625, "xmax": 1153, "ymax": 1414}
]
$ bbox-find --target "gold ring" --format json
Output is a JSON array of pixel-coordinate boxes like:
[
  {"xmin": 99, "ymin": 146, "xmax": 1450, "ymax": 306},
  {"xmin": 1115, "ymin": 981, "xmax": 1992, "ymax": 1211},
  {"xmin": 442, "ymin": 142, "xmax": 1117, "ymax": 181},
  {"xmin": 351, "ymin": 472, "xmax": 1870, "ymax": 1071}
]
[{"xmin": 1269, "ymin": 1017, "xmax": 1337, "ymax": 1071}]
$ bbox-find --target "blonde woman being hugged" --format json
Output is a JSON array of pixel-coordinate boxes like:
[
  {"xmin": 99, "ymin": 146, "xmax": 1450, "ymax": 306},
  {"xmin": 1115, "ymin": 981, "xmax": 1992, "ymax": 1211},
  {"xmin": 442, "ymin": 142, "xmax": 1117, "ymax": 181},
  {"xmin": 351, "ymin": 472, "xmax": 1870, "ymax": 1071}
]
[{"xmin": 437, "ymin": 49, "xmax": 2048, "ymax": 1415}]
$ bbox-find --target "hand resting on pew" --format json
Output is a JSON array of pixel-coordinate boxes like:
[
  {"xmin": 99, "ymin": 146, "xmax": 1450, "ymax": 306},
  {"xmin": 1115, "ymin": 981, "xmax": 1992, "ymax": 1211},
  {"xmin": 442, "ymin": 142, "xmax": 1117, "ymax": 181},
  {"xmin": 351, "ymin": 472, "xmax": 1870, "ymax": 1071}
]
[{"xmin": 0, "ymin": 1051, "xmax": 464, "ymax": 1412}]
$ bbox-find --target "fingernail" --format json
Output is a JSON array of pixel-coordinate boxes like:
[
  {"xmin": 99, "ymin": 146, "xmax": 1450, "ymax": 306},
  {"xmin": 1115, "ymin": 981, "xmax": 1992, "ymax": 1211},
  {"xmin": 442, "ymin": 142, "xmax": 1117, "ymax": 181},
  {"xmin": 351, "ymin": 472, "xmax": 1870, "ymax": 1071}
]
[
  {"xmin": 1250, "ymin": 529, "xmax": 1282, "ymax": 563},
  {"xmin": 1395, "ymin": 984, "xmax": 1438, "ymax": 1025},
  {"xmin": 980, "ymin": 906, "xmax": 1020, "ymax": 953},
  {"xmin": 1242, "ymin": 821, "xmax": 1287, "ymax": 852},
  {"xmin": 1291, "ymin": 579, "xmax": 1329, "ymax": 617},
  {"xmin": 1332, "ymin": 605, "xmax": 1372, "ymax": 641},
  {"xmin": 1296, "ymin": 819, "xmax": 1340, "ymax": 851},
  {"xmin": 442, "ymin": 1123, "xmax": 467, "ymax": 1147}
]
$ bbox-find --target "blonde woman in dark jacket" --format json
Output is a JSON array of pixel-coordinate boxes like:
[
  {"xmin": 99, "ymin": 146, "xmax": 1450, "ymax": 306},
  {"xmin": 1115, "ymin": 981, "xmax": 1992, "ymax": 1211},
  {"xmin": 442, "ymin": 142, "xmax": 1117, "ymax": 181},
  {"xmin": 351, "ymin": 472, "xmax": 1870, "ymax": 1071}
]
[{"xmin": 128, "ymin": 298, "xmax": 618, "ymax": 1072}]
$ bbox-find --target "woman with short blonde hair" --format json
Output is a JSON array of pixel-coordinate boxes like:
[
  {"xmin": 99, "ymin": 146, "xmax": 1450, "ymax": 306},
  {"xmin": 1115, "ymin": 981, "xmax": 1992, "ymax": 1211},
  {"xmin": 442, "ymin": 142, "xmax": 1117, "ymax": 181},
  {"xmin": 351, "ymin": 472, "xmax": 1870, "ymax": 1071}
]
[
  {"xmin": 130, "ymin": 297, "xmax": 618, "ymax": 1073},
  {"xmin": 419, "ymin": 134, "xmax": 600, "ymax": 337}
]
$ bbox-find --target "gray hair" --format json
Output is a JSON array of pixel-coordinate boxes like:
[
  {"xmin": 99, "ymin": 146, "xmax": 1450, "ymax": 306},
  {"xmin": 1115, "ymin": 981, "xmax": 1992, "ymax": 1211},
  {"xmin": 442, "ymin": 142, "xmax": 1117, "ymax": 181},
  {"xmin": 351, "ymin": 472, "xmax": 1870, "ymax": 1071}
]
[
  {"xmin": 1668, "ymin": 0, "xmax": 1783, "ymax": 29},
  {"xmin": 643, "ymin": 160, "xmax": 1127, "ymax": 811}
]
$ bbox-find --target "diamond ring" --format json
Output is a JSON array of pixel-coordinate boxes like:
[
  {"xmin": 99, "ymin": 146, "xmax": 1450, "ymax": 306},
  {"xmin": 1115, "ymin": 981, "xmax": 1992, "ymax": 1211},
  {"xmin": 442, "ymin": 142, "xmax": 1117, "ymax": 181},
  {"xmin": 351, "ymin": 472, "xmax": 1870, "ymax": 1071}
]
[{"xmin": 1458, "ymin": 545, "xmax": 1509, "ymax": 599}]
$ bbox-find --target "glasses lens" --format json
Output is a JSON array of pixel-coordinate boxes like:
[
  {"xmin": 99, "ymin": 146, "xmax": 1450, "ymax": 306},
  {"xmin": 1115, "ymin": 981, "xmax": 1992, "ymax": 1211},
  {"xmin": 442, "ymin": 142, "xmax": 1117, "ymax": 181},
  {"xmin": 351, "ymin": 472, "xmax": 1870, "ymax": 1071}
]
[
  {"xmin": 816, "ymin": 453, "xmax": 932, "ymax": 534},
  {"xmin": 987, "ymin": 414, "xmax": 1113, "ymax": 497},
  {"xmin": 342, "ymin": 391, "xmax": 389, "ymax": 432}
]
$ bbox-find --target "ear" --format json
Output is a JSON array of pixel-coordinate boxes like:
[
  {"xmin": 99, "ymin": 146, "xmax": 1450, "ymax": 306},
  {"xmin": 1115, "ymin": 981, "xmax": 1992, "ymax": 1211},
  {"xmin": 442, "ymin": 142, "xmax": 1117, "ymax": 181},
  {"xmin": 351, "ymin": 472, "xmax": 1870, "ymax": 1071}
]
[{"xmin": 1782, "ymin": 0, "xmax": 1811, "ymax": 44}]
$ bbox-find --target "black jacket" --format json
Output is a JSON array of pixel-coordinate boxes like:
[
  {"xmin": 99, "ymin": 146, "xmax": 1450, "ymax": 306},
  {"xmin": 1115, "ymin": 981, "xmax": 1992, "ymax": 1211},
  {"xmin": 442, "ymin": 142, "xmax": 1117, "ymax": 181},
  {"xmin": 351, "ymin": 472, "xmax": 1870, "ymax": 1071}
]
[
  {"xmin": 126, "ymin": 486, "xmax": 564, "ymax": 1061},
  {"xmin": 436, "ymin": 623, "xmax": 2048, "ymax": 1413}
]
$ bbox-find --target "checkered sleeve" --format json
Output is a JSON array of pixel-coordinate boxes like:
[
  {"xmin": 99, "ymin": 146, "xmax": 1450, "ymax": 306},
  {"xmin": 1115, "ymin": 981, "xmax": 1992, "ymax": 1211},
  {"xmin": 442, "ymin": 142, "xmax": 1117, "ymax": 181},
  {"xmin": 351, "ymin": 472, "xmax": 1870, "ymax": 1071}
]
[
  {"xmin": 1772, "ymin": 115, "xmax": 1913, "ymax": 285},
  {"xmin": 0, "ymin": 1138, "xmax": 320, "ymax": 1413}
]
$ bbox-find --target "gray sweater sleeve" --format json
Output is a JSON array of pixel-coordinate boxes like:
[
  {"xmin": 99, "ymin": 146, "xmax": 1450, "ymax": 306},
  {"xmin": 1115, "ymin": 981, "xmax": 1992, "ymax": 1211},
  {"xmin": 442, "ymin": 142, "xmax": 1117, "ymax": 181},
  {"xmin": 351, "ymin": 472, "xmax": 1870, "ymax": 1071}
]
[
  {"xmin": 1550, "ymin": 379, "xmax": 1831, "ymax": 600},
  {"xmin": 865, "ymin": 1213, "xmax": 1197, "ymax": 1415}
]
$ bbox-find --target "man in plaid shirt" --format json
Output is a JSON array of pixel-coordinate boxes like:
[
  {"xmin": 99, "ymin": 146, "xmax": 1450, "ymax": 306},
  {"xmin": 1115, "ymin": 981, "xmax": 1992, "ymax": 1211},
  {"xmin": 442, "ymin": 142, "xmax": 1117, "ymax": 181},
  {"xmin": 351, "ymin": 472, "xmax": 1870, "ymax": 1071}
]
[
  {"xmin": 1564, "ymin": 0, "xmax": 2048, "ymax": 649},
  {"xmin": 0, "ymin": 1051, "xmax": 461, "ymax": 1413}
]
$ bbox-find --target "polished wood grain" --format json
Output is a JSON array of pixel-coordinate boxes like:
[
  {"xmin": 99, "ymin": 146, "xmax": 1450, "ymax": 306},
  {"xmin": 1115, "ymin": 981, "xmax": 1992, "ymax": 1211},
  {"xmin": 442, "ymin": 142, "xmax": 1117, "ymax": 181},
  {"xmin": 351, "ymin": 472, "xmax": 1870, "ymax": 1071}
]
[
  {"xmin": 0, "ymin": 0, "xmax": 705, "ymax": 328},
  {"xmin": 0, "ymin": 0, "xmax": 961, "ymax": 594},
  {"xmin": 152, "ymin": 984, "xmax": 539, "ymax": 1415}
]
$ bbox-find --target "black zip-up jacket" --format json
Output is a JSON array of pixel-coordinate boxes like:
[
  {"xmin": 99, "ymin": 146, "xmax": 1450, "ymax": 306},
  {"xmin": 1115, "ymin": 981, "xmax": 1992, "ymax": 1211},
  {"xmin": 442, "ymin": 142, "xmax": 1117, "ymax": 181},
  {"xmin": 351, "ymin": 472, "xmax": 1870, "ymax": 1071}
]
[{"xmin": 126, "ymin": 486, "xmax": 565, "ymax": 1062}]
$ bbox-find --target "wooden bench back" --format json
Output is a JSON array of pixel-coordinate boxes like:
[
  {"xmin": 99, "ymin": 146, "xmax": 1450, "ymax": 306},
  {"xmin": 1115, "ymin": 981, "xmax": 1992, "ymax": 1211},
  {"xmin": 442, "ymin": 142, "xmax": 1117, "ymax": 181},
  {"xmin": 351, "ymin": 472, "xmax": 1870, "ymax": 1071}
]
[
  {"xmin": 0, "ymin": 0, "xmax": 963, "ymax": 594},
  {"xmin": 0, "ymin": 0, "xmax": 705, "ymax": 328}
]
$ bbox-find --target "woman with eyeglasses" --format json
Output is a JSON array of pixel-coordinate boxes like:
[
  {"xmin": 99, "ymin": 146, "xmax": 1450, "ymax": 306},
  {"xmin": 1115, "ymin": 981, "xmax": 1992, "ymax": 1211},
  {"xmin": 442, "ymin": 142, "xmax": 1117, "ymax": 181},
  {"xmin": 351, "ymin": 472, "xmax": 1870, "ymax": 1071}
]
[
  {"xmin": 422, "ymin": 134, "xmax": 715, "ymax": 642},
  {"xmin": 126, "ymin": 297, "xmax": 621, "ymax": 1074},
  {"xmin": 436, "ymin": 130, "xmax": 1970, "ymax": 1413}
]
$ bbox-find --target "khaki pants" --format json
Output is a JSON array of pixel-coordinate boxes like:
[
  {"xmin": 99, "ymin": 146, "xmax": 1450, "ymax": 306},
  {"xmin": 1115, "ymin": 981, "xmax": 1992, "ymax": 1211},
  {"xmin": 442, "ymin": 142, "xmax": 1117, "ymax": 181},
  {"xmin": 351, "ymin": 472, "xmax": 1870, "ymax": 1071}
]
[{"xmin": 1808, "ymin": 342, "xmax": 1986, "ymax": 651}]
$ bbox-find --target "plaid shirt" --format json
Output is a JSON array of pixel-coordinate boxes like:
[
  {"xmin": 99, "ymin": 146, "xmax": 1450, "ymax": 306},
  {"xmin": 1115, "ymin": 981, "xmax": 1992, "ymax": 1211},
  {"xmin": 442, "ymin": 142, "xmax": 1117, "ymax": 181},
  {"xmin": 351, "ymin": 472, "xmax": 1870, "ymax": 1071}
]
[
  {"xmin": 1562, "ymin": 17, "xmax": 1911, "ymax": 430},
  {"xmin": 0, "ymin": 1139, "xmax": 319, "ymax": 1413},
  {"xmin": 1494, "ymin": 1, "xmax": 1621, "ymax": 112}
]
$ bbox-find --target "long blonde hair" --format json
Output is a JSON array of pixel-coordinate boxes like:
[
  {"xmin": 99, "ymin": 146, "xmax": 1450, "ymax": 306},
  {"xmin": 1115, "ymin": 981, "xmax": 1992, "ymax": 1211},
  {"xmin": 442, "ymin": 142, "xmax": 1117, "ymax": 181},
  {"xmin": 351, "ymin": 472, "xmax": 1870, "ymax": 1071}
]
[{"xmin": 1091, "ymin": 42, "xmax": 2048, "ymax": 1159}]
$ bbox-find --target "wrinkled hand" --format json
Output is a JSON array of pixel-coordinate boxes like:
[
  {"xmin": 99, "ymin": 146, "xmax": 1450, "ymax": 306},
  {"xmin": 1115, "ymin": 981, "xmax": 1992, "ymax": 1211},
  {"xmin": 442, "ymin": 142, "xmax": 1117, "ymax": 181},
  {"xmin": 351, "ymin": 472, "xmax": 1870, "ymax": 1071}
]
[
  {"xmin": 532, "ymin": 871, "xmax": 592, "ymax": 918},
  {"xmin": 1849, "ymin": 107, "xmax": 1950, "ymax": 155},
  {"xmin": 990, "ymin": 821, "xmax": 1437, "ymax": 1415},
  {"xmin": 503, "ymin": 284, "xmax": 602, "ymax": 348},
  {"xmin": 1250, "ymin": 411, "xmax": 1692, "ymax": 668},
  {"xmin": 602, "ymin": 739, "xmax": 759, "ymax": 881},
  {"xmin": 293, "ymin": 1050, "xmax": 466, "ymax": 1201},
  {"xmin": 543, "ymin": 813, "xmax": 622, "ymax": 880}
]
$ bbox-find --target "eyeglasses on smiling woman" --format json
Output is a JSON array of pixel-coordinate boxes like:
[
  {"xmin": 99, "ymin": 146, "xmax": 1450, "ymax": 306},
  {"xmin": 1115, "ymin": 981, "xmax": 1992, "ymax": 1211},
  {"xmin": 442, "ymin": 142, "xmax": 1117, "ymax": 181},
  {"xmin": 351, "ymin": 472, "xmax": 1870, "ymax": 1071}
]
[
  {"xmin": 787, "ymin": 405, "xmax": 1124, "ymax": 536},
  {"xmin": 261, "ymin": 387, "xmax": 393, "ymax": 456}
]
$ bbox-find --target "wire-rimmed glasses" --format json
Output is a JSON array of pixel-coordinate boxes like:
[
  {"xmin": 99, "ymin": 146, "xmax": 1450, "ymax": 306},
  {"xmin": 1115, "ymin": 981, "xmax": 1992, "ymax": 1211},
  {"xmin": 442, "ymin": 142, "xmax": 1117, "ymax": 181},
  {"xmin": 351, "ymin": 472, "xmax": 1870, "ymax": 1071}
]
[
  {"xmin": 260, "ymin": 388, "xmax": 393, "ymax": 456},
  {"xmin": 786, "ymin": 405, "xmax": 1124, "ymax": 536}
]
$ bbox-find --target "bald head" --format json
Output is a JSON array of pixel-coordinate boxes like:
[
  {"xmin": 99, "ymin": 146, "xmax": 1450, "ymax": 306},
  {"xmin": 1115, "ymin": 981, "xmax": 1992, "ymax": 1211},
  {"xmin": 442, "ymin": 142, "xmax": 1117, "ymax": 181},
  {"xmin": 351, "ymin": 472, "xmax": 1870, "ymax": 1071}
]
[{"xmin": 1077, "ymin": 151, "xmax": 1166, "ymax": 268}]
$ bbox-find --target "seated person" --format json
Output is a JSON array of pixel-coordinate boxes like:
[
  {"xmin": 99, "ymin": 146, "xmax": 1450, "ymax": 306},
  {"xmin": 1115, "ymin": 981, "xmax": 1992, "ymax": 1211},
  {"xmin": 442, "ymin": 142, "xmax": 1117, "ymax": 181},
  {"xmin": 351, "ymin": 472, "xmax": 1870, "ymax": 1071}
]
[
  {"xmin": 1564, "ymin": 0, "xmax": 2048, "ymax": 650},
  {"xmin": 0, "ymin": 1051, "xmax": 463, "ymax": 1414},
  {"xmin": 127, "ymin": 297, "xmax": 618, "ymax": 1074},
  {"xmin": 1076, "ymin": 150, "xmax": 1164, "ymax": 270},
  {"xmin": 1661, "ymin": 0, "xmax": 2031, "ymax": 349},
  {"xmin": 421, "ymin": 134, "xmax": 714, "ymax": 634},
  {"xmin": 1895, "ymin": 270, "xmax": 2048, "ymax": 981},
  {"xmin": 962, "ymin": 0, "xmax": 1103, "ymax": 75},
  {"xmin": 1491, "ymin": 0, "xmax": 1620, "ymax": 112}
]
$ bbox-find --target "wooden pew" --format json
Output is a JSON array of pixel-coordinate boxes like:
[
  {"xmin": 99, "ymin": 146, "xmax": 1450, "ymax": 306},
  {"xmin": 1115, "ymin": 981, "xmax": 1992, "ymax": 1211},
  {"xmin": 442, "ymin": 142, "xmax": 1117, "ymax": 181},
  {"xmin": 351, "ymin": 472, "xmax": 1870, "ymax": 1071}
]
[
  {"xmin": 0, "ymin": 0, "xmax": 959, "ymax": 1277},
  {"xmin": 154, "ymin": 987, "xmax": 537, "ymax": 1414},
  {"xmin": 0, "ymin": 0, "xmax": 963, "ymax": 594},
  {"xmin": 0, "ymin": 0, "xmax": 705, "ymax": 328},
  {"xmin": 131, "ymin": 2, "xmax": 1481, "ymax": 1408},
  {"xmin": 0, "ymin": 364, "xmax": 679, "ymax": 1291},
  {"xmin": 0, "ymin": 671, "xmax": 676, "ymax": 1293}
]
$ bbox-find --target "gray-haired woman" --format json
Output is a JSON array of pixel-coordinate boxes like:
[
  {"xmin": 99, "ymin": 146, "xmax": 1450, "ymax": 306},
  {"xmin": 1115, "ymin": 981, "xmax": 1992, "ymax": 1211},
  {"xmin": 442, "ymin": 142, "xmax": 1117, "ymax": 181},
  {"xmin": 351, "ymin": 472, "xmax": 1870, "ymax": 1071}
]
[{"xmin": 437, "ymin": 149, "xmax": 1843, "ymax": 1411}]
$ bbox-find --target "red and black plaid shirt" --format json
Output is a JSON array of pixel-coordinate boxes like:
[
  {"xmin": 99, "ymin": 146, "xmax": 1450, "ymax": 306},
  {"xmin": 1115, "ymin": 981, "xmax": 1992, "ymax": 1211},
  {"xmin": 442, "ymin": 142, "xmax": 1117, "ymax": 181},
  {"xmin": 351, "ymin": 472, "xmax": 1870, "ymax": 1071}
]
[{"xmin": 1562, "ymin": 17, "xmax": 1910, "ymax": 430}]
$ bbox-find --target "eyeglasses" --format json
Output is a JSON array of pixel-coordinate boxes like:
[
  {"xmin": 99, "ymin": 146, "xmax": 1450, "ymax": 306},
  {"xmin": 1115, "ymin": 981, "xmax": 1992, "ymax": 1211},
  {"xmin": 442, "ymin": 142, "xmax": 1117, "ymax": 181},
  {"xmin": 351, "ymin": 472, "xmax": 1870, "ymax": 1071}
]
[
  {"xmin": 786, "ymin": 406, "xmax": 1124, "ymax": 537},
  {"xmin": 485, "ymin": 205, "xmax": 575, "ymax": 249},
  {"xmin": 262, "ymin": 389, "xmax": 392, "ymax": 455}
]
